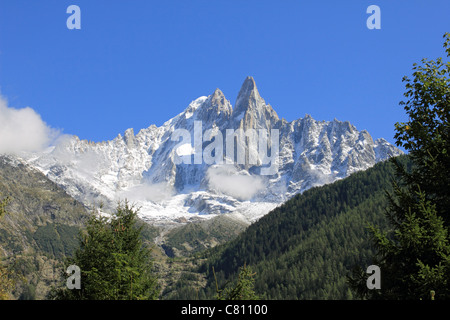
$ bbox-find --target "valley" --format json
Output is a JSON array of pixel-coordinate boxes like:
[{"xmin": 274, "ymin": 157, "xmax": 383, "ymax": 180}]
[{"xmin": 0, "ymin": 77, "xmax": 403, "ymax": 299}]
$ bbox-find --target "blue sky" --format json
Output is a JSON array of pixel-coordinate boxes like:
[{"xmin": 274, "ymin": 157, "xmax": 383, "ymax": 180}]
[{"xmin": 1, "ymin": 0, "xmax": 450, "ymax": 147}]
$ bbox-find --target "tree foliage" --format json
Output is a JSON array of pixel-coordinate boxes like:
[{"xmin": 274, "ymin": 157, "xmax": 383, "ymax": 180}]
[
  {"xmin": 214, "ymin": 264, "xmax": 259, "ymax": 300},
  {"xmin": 350, "ymin": 33, "xmax": 450, "ymax": 300},
  {"xmin": 49, "ymin": 201, "xmax": 159, "ymax": 300},
  {"xmin": 185, "ymin": 156, "xmax": 402, "ymax": 300}
]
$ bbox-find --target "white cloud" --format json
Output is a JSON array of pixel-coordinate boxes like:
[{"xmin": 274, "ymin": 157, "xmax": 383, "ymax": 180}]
[
  {"xmin": 0, "ymin": 94, "xmax": 58, "ymax": 154},
  {"xmin": 206, "ymin": 165, "xmax": 265, "ymax": 201},
  {"xmin": 117, "ymin": 182, "xmax": 174, "ymax": 204}
]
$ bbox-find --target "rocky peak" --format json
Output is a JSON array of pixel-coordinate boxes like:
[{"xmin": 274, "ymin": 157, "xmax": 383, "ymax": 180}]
[
  {"xmin": 234, "ymin": 76, "xmax": 262, "ymax": 116},
  {"xmin": 22, "ymin": 77, "xmax": 404, "ymax": 226},
  {"xmin": 124, "ymin": 128, "xmax": 136, "ymax": 148},
  {"xmin": 210, "ymin": 88, "xmax": 228, "ymax": 110},
  {"xmin": 196, "ymin": 88, "xmax": 232, "ymax": 124},
  {"xmin": 232, "ymin": 76, "xmax": 279, "ymax": 129}
]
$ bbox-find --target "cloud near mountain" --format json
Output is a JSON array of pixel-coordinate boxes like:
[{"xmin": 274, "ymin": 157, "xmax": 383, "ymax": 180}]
[
  {"xmin": 0, "ymin": 94, "xmax": 58, "ymax": 154},
  {"xmin": 206, "ymin": 165, "xmax": 265, "ymax": 201}
]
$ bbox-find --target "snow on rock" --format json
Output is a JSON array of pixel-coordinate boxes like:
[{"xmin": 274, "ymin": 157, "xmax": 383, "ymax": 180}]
[{"xmin": 23, "ymin": 76, "xmax": 403, "ymax": 226}]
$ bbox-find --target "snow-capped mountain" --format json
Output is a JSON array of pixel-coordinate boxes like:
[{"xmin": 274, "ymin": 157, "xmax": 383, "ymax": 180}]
[{"xmin": 24, "ymin": 76, "xmax": 402, "ymax": 226}]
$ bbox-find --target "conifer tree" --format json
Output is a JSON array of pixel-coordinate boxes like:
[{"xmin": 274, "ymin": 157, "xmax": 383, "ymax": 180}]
[
  {"xmin": 215, "ymin": 264, "xmax": 259, "ymax": 300},
  {"xmin": 350, "ymin": 33, "xmax": 450, "ymax": 300},
  {"xmin": 49, "ymin": 201, "xmax": 159, "ymax": 300}
]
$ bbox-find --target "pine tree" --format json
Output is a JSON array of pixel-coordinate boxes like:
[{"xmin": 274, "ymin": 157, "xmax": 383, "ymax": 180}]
[
  {"xmin": 349, "ymin": 33, "xmax": 450, "ymax": 300},
  {"xmin": 49, "ymin": 201, "xmax": 159, "ymax": 300},
  {"xmin": 214, "ymin": 264, "xmax": 259, "ymax": 300}
]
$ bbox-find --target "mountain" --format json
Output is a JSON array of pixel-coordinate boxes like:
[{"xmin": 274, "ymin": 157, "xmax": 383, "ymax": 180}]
[
  {"xmin": 165, "ymin": 155, "xmax": 411, "ymax": 300},
  {"xmin": 0, "ymin": 155, "xmax": 89, "ymax": 299},
  {"xmin": 23, "ymin": 76, "xmax": 402, "ymax": 227}
]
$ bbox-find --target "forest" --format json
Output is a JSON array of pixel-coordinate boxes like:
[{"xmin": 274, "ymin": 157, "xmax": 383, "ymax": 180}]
[{"xmin": 166, "ymin": 156, "xmax": 411, "ymax": 299}]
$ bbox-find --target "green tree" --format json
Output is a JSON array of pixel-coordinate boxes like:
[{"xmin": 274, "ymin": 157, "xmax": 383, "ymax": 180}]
[
  {"xmin": 49, "ymin": 201, "xmax": 159, "ymax": 300},
  {"xmin": 350, "ymin": 33, "xmax": 450, "ymax": 300},
  {"xmin": 215, "ymin": 264, "xmax": 259, "ymax": 300}
]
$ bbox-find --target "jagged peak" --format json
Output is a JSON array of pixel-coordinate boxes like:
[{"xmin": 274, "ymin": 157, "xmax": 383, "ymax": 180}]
[
  {"xmin": 238, "ymin": 76, "xmax": 258, "ymax": 97},
  {"xmin": 212, "ymin": 87, "xmax": 224, "ymax": 98},
  {"xmin": 124, "ymin": 128, "xmax": 136, "ymax": 147},
  {"xmin": 234, "ymin": 76, "xmax": 262, "ymax": 115},
  {"xmin": 124, "ymin": 128, "xmax": 134, "ymax": 136},
  {"xmin": 232, "ymin": 76, "xmax": 279, "ymax": 126},
  {"xmin": 209, "ymin": 88, "xmax": 229, "ymax": 110},
  {"xmin": 189, "ymin": 87, "xmax": 232, "ymax": 124}
]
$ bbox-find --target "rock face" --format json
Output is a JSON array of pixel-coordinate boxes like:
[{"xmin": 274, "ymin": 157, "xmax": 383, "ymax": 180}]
[
  {"xmin": 233, "ymin": 76, "xmax": 279, "ymax": 130},
  {"xmin": 23, "ymin": 77, "xmax": 403, "ymax": 225},
  {"xmin": 0, "ymin": 155, "xmax": 88, "ymax": 299}
]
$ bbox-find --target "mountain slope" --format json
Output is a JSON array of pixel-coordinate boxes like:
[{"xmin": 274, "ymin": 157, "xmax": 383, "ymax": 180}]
[
  {"xmin": 24, "ymin": 76, "xmax": 402, "ymax": 226},
  {"xmin": 171, "ymin": 155, "xmax": 411, "ymax": 300},
  {"xmin": 0, "ymin": 155, "xmax": 89, "ymax": 299}
]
